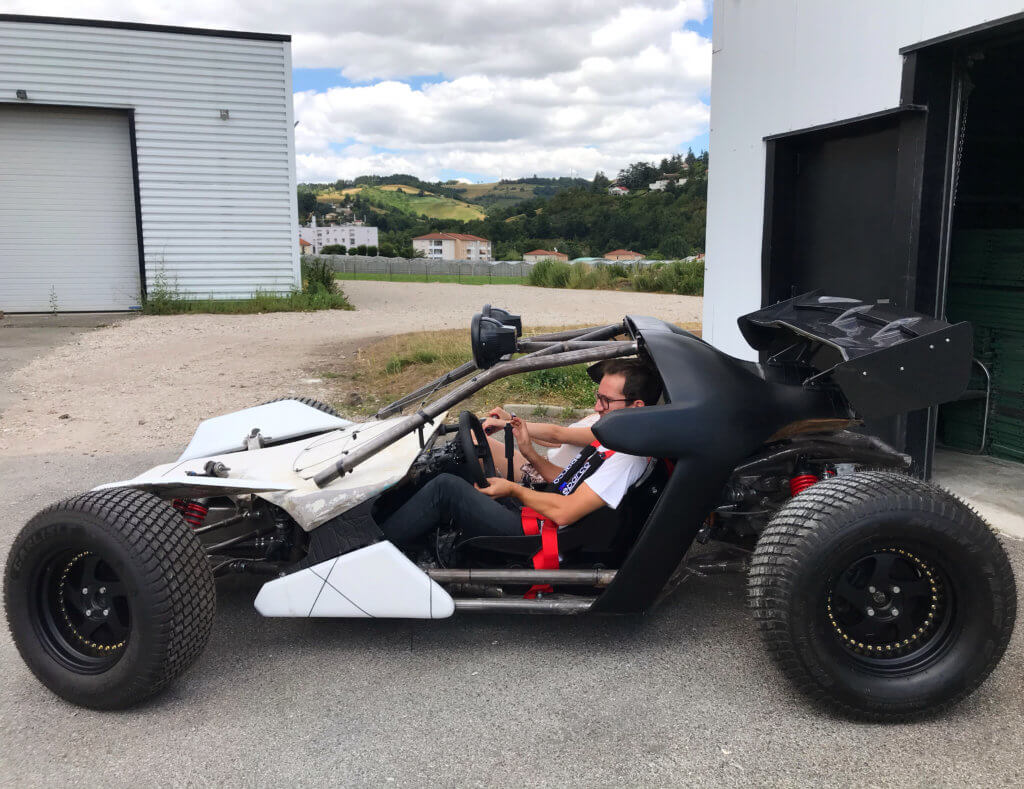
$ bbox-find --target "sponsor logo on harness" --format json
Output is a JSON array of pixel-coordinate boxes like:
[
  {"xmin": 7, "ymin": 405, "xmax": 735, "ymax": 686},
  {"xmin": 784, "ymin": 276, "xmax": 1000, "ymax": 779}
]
[{"xmin": 558, "ymin": 458, "xmax": 595, "ymax": 494}]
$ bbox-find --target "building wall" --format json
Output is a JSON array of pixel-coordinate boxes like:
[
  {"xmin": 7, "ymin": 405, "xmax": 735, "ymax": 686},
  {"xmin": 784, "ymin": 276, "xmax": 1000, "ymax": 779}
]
[
  {"xmin": 0, "ymin": 17, "xmax": 298, "ymax": 299},
  {"xmin": 704, "ymin": 0, "xmax": 1024, "ymax": 358},
  {"xmin": 299, "ymin": 224, "xmax": 378, "ymax": 253}
]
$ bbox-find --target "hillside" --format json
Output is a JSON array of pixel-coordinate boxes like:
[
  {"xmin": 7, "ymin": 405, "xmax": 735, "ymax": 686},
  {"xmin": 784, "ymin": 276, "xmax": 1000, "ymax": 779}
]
[
  {"xmin": 316, "ymin": 184, "xmax": 485, "ymax": 222},
  {"xmin": 449, "ymin": 178, "xmax": 587, "ymax": 211}
]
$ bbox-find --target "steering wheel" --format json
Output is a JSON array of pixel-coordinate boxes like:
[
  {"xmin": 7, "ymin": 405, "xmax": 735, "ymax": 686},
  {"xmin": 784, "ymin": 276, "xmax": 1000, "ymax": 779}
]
[{"xmin": 457, "ymin": 410, "xmax": 497, "ymax": 487}]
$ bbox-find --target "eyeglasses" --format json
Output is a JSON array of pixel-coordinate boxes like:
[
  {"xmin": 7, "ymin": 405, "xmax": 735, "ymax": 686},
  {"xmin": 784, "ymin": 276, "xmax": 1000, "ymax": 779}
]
[{"xmin": 595, "ymin": 393, "xmax": 630, "ymax": 408}]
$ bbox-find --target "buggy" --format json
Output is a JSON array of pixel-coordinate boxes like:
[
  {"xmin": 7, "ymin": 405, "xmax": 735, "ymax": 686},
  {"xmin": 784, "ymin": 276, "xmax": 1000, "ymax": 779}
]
[{"xmin": 4, "ymin": 294, "xmax": 1016, "ymax": 718}]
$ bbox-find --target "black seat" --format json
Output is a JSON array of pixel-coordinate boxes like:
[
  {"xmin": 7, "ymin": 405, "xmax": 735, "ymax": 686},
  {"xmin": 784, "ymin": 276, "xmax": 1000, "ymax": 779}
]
[{"xmin": 458, "ymin": 459, "xmax": 672, "ymax": 566}]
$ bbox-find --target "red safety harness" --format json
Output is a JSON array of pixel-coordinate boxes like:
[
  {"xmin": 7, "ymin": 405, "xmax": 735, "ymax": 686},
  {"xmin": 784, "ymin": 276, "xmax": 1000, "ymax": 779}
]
[{"xmin": 520, "ymin": 440, "xmax": 615, "ymax": 597}]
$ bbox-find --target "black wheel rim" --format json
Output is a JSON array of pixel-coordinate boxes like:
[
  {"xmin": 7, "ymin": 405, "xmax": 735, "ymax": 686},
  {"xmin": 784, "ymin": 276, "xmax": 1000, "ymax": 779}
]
[
  {"xmin": 826, "ymin": 545, "xmax": 954, "ymax": 675},
  {"xmin": 31, "ymin": 546, "xmax": 131, "ymax": 673}
]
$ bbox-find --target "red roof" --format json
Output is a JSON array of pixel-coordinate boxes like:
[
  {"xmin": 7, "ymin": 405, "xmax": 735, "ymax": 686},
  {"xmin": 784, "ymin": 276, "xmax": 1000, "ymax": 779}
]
[
  {"xmin": 525, "ymin": 249, "xmax": 566, "ymax": 257},
  {"xmin": 299, "ymin": 239, "xmax": 312, "ymax": 246},
  {"xmin": 604, "ymin": 249, "xmax": 643, "ymax": 257},
  {"xmin": 413, "ymin": 232, "xmax": 490, "ymax": 242}
]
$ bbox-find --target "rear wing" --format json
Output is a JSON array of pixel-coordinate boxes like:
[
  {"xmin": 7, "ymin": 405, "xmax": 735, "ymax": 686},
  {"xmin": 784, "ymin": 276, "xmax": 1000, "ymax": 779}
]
[{"xmin": 738, "ymin": 292, "xmax": 973, "ymax": 419}]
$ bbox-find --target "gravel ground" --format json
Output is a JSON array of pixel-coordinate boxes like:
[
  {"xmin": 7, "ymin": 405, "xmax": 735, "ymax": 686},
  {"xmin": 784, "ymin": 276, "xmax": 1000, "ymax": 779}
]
[{"xmin": 0, "ymin": 282, "xmax": 701, "ymax": 457}]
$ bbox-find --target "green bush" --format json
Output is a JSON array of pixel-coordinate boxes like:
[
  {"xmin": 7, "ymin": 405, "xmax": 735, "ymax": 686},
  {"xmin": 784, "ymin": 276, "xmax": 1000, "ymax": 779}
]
[
  {"xmin": 529, "ymin": 258, "xmax": 572, "ymax": 287},
  {"xmin": 319, "ymin": 244, "xmax": 347, "ymax": 255},
  {"xmin": 301, "ymin": 256, "xmax": 337, "ymax": 294},
  {"xmin": 655, "ymin": 259, "xmax": 705, "ymax": 295}
]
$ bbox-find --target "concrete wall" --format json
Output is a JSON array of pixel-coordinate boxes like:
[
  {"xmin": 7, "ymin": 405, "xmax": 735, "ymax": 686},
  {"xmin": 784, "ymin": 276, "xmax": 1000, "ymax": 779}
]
[{"xmin": 704, "ymin": 0, "xmax": 1024, "ymax": 358}]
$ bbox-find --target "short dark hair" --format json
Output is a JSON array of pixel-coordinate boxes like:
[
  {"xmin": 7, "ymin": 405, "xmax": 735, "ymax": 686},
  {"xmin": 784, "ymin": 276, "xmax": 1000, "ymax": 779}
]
[{"xmin": 601, "ymin": 358, "xmax": 663, "ymax": 405}]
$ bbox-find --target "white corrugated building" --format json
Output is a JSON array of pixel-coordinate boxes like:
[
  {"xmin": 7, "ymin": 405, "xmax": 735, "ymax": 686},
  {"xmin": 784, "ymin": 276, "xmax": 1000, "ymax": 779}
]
[{"xmin": 0, "ymin": 15, "xmax": 298, "ymax": 312}]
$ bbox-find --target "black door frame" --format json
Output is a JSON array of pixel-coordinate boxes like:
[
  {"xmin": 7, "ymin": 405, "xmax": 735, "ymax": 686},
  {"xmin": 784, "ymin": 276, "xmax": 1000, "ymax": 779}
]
[{"xmin": 758, "ymin": 10, "xmax": 1024, "ymax": 477}]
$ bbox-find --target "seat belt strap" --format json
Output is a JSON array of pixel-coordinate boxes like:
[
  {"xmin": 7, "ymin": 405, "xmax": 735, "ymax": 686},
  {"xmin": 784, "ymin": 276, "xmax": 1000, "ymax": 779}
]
[{"xmin": 521, "ymin": 506, "xmax": 559, "ymax": 597}]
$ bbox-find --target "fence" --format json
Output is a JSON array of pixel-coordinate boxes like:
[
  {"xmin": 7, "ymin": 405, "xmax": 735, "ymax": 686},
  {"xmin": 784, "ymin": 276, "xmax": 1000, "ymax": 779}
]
[{"xmin": 318, "ymin": 255, "xmax": 535, "ymax": 280}]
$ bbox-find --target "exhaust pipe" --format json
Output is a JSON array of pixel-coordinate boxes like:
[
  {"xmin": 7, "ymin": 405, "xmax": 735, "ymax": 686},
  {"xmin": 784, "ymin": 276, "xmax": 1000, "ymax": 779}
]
[
  {"xmin": 427, "ymin": 568, "xmax": 615, "ymax": 587},
  {"xmin": 453, "ymin": 597, "xmax": 595, "ymax": 614}
]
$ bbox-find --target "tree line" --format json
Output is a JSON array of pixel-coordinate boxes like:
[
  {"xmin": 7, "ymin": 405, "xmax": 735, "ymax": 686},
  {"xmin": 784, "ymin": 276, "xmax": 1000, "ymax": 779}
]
[{"xmin": 298, "ymin": 151, "xmax": 708, "ymax": 260}]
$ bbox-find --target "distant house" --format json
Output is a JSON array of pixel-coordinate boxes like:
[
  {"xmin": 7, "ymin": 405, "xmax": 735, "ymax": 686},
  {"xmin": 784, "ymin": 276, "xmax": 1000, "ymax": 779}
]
[
  {"xmin": 299, "ymin": 238, "xmax": 312, "ymax": 254},
  {"xmin": 649, "ymin": 175, "xmax": 689, "ymax": 191},
  {"xmin": 604, "ymin": 249, "xmax": 644, "ymax": 261},
  {"xmin": 412, "ymin": 232, "xmax": 491, "ymax": 260},
  {"xmin": 608, "ymin": 185, "xmax": 629, "ymax": 196},
  {"xmin": 523, "ymin": 249, "xmax": 568, "ymax": 263}
]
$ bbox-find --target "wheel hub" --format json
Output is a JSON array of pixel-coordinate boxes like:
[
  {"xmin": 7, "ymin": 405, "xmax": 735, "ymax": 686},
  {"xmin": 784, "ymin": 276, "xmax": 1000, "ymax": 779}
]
[
  {"xmin": 54, "ymin": 551, "xmax": 129, "ymax": 656},
  {"xmin": 827, "ymin": 547, "xmax": 944, "ymax": 659}
]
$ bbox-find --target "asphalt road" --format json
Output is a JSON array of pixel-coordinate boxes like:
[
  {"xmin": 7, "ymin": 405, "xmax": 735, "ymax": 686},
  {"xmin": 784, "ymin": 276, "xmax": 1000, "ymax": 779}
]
[{"xmin": 1, "ymin": 449, "xmax": 1022, "ymax": 787}]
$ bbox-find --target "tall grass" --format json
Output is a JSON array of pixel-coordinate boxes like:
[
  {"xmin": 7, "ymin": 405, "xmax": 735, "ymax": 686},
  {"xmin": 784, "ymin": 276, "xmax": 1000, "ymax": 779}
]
[{"xmin": 529, "ymin": 259, "xmax": 703, "ymax": 295}]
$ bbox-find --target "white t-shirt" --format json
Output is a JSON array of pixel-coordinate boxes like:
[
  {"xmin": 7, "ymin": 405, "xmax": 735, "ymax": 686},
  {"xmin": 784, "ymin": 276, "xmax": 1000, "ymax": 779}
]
[
  {"xmin": 574, "ymin": 444, "xmax": 650, "ymax": 510},
  {"xmin": 546, "ymin": 412, "xmax": 601, "ymax": 468}
]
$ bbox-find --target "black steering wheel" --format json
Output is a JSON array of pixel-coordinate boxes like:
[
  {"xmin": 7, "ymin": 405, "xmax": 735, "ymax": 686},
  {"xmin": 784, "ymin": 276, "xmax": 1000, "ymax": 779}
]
[{"xmin": 457, "ymin": 410, "xmax": 497, "ymax": 487}]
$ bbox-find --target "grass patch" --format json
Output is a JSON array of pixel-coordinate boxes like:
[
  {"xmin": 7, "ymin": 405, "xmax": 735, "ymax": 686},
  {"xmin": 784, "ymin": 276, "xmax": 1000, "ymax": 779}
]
[
  {"xmin": 336, "ymin": 272, "xmax": 524, "ymax": 286},
  {"xmin": 143, "ymin": 260, "xmax": 354, "ymax": 315},
  {"xmin": 528, "ymin": 259, "xmax": 703, "ymax": 295}
]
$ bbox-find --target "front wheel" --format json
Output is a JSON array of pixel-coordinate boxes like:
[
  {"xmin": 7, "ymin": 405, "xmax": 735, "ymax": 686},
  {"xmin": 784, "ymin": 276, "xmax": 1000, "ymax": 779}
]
[
  {"xmin": 4, "ymin": 488, "xmax": 216, "ymax": 709},
  {"xmin": 749, "ymin": 471, "xmax": 1016, "ymax": 720}
]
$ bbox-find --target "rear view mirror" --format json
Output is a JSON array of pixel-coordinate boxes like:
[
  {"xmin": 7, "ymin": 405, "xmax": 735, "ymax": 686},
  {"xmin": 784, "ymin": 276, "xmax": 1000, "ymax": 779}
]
[{"xmin": 471, "ymin": 313, "xmax": 518, "ymax": 369}]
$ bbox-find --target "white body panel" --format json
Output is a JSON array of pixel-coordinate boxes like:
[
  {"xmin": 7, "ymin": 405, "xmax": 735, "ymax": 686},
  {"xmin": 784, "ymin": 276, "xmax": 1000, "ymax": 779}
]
[
  {"xmin": 177, "ymin": 401, "xmax": 352, "ymax": 462},
  {"xmin": 97, "ymin": 408, "xmax": 447, "ymax": 531},
  {"xmin": 0, "ymin": 106, "xmax": 140, "ymax": 311},
  {"xmin": 254, "ymin": 542, "xmax": 456, "ymax": 619},
  {"xmin": 703, "ymin": 0, "xmax": 1024, "ymax": 359},
  {"xmin": 0, "ymin": 18, "xmax": 298, "ymax": 306}
]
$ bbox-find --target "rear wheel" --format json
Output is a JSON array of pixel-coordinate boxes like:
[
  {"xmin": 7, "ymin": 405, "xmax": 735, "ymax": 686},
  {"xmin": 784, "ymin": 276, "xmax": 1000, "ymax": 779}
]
[
  {"xmin": 749, "ymin": 471, "xmax": 1016, "ymax": 720},
  {"xmin": 4, "ymin": 488, "xmax": 215, "ymax": 709}
]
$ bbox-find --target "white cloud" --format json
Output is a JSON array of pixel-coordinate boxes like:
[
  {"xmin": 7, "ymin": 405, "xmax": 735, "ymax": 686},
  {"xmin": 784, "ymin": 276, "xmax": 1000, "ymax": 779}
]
[{"xmin": 3, "ymin": 0, "xmax": 712, "ymax": 181}]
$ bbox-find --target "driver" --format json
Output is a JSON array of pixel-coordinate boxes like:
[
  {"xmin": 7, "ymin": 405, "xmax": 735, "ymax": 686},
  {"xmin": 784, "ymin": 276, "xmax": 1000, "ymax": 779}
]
[{"xmin": 379, "ymin": 359, "xmax": 662, "ymax": 547}]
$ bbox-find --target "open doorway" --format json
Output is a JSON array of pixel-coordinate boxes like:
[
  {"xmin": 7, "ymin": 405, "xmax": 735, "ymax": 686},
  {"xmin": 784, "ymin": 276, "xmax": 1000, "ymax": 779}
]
[{"xmin": 937, "ymin": 39, "xmax": 1024, "ymax": 463}]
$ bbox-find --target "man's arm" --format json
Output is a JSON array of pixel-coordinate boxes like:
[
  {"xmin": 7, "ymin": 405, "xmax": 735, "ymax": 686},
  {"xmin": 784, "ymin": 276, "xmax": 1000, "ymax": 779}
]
[
  {"xmin": 509, "ymin": 417, "xmax": 562, "ymax": 483},
  {"xmin": 482, "ymin": 415, "xmax": 595, "ymax": 448},
  {"xmin": 476, "ymin": 477, "xmax": 605, "ymax": 526}
]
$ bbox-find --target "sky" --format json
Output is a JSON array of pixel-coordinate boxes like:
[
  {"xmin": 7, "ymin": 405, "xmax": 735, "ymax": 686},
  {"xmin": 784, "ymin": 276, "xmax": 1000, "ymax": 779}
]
[{"xmin": 7, "ymin": 1, "xmax": 713, "ymax": 184}]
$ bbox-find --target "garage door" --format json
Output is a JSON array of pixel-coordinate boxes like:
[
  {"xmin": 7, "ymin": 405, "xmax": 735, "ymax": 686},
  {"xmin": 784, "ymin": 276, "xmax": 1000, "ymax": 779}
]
[{"xmin": 0, "ymin": 105, "xmax": 141, "ymax": 312}]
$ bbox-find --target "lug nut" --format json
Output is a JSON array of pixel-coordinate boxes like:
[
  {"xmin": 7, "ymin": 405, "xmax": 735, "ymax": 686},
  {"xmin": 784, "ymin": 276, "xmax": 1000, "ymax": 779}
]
[
  {"xmin": 81, "ymin": 587, "xmax": 89, "ymax": 595},
  {"xmin": 99, "ymin": 587, "xmax": 106, "ymax": 594},
  {"xmin": 891, "ymin": 585, "xmax": 900, "ymax": 594},
  {"xmin": 891, "ymin": 608, "xmax": 900, "ymax": 616},
  {"xmin": 85, "ymin": 609, "xmax": 93, "ymax": 617},
  {"xmin": 867, "ymin": 607, "xmax": 875, "ymax": 617},
  {"xmin": 868, "ymin": 586, "xmax": 876, "ymax": 593},
  {"xmin": 102, "ymin": 608, "xmax": 110, "ymax": 616}
]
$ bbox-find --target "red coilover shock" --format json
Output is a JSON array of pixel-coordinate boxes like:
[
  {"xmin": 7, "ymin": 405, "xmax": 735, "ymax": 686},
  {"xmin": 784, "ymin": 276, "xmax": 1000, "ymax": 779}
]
[
  {"xmin": 172, "ymin": 499, "xmax": 209, "ymax": 528},
  {"xmin": 789, "ymin": 472, "xmax": 819, "ymax": 497}
]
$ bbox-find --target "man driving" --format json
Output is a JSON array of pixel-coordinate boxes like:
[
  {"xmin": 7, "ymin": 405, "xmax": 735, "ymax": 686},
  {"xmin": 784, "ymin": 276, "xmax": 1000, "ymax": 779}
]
[{"xmin": 379, "ymin": 358, "xmax": 662, "ymax": 546}]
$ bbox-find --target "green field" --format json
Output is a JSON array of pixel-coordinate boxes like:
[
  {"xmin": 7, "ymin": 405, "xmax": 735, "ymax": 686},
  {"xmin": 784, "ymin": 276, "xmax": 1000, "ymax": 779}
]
[
  {"xmin": 449, "ymin": 182, "xmax": 539, "ymax": 211},
  {"xmin": 335, "ymin": 272, "xmax": 524, "ymax": 286},
  {"xmin": 318, "ymin": 184, "xmax": 485, "ymax": 221}
]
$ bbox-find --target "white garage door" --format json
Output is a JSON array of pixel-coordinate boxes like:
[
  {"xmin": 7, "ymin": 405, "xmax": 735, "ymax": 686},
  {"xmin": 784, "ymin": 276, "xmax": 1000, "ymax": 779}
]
[{"xmin": 0, "ymin": 105, "xmax": 141, "ymax": 312}]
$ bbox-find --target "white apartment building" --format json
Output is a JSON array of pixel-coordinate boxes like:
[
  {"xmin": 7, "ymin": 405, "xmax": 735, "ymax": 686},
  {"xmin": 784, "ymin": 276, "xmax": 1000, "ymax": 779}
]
[{"xmin": 299, "ymin": 216, "xmax": 378, "ymax": 254}]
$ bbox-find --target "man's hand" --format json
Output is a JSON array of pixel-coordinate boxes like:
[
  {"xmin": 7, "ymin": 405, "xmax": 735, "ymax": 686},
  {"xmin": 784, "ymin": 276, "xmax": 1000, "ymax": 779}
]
[
  {"xmin": 475, "ymin": 477, "xmax": 516, "ymax": 498},
  {"xmin": 482, "ymin": 416, "xmax": 506, "ymax": 435},
  {"xmin": 509, "ymin": 415, "xmax": 531, "ymax": 448},
  {"xmin": 488, "ymin": 406, "xmax": 511, "ymax": 421}
]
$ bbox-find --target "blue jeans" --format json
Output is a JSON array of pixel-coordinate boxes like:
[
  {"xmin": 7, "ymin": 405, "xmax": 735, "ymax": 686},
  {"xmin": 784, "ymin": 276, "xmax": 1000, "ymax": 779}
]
[{"xmin": 380, "ymin": 473, "xmax": 522, "ymax": 545}]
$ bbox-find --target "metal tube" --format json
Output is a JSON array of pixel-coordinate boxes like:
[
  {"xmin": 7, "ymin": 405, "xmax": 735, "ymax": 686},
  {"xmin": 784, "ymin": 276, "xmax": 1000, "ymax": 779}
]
[
  {"xmin": 314, "ymin": 340, "xmax": 638, "ymax": 487},
  {"xmin": 453, "ymin": 597, "xmax": 595, "ymax": 614},
  {"xmin": 375, "ymin": 360, "xmax": 477, "ymax": 418},
  {"xmin": 524, "ymin": 326, "xmax": 606, "ymax": 342},
  {"xmin": 428, "ymin": 568, "xmax": 616, "ymax": 587},
  {"xmin": 517, "ymin": 340, "xmax": 626, "ymax": 352}
]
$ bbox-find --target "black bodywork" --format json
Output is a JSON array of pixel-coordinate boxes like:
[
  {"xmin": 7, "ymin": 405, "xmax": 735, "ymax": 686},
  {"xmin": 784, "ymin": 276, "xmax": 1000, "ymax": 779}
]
[{"xmin": 471, "ymin": 294, "xmax": 971, "ymax": 613}]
